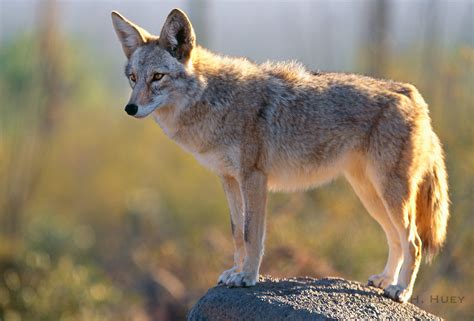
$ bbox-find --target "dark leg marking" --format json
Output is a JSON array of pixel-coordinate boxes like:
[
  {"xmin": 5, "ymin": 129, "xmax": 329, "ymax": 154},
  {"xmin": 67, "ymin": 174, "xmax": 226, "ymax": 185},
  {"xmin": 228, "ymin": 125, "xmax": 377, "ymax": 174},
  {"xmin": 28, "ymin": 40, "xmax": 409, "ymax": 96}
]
[
  {"xmin": 244, "ymin": 213, "xmax": 251, "ymax": 243},
  {"xmin": 230, "ymin": 219, "xmax": 235, "ymax": 236}
]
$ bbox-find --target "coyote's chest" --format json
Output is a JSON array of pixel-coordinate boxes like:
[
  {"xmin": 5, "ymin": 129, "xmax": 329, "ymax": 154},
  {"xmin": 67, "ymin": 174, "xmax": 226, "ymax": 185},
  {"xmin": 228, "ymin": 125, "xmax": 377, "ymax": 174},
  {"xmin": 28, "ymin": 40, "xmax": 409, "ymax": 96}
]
[
  {"xmin": 154, "ymin": 109, "xmax": 241, "ymax": 176},
  {"xmin": 191, "ymin": 147, "xmax": 240, "ymax": 177}
]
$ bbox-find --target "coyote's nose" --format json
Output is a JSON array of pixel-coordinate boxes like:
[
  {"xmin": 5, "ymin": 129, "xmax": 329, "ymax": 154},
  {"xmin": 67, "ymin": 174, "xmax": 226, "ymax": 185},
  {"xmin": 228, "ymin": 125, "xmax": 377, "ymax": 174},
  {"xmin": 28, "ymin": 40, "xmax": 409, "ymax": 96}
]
[{"xmin": 125, "ymin": 104, "xmax": 138, "ymax": 116}]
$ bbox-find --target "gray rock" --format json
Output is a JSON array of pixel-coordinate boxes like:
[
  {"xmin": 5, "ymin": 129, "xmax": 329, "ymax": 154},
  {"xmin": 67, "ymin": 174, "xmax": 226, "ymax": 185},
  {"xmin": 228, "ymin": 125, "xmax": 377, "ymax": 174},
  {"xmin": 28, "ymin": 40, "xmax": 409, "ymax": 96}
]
[{"xmin": 188, "ymin": 276, "xmax": 441, "ymax": 320}]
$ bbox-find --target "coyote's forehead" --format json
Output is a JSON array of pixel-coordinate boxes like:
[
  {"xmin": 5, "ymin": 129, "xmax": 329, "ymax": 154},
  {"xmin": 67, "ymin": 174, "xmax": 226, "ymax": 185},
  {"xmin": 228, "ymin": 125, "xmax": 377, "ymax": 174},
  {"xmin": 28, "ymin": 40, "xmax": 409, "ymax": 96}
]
[{"xmin": 126, "ymin": 43, "xmax": 180, "ymax": 76}]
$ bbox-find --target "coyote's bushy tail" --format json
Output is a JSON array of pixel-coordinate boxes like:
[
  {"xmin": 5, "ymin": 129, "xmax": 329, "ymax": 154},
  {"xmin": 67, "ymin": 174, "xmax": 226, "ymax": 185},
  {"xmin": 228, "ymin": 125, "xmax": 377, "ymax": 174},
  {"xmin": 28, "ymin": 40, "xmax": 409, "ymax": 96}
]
[{"xmin": 416, "ymin": 133, "xmax": 449, "ymax": 262}]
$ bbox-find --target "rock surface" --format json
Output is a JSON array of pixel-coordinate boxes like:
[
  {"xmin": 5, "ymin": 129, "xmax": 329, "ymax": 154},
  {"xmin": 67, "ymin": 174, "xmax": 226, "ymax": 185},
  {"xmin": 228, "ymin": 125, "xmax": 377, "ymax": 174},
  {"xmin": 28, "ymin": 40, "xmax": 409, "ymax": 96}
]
[{"xmin": 188, "ymin": 276, "xmax": 441, "ymax": 320}]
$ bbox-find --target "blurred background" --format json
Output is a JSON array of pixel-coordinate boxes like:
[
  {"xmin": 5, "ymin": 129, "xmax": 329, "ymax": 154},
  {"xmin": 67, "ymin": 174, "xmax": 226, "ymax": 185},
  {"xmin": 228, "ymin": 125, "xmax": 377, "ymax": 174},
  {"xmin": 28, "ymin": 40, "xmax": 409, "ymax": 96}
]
[{"xmin": 0, "ymin": 0, "xmax": 472, "ymax": 320}]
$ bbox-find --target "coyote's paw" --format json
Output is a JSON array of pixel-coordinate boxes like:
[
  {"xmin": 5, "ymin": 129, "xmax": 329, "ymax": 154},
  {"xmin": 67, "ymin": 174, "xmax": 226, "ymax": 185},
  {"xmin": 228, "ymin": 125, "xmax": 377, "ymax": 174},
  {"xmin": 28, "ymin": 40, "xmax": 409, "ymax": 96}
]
[
  {"xmin": 217, "ymin": 267, "xmax": 238, "ymax": 285},
  {"xmin": 227, "ymin": 271, "xmax": 257, "ymax": 287},
  {"xmin": 367, "ymin": 273, "xmax": 394, "ymax": 289},
  {"xmin": 383, "ymin": 284, "xmax": 412, "ymax": 303}
]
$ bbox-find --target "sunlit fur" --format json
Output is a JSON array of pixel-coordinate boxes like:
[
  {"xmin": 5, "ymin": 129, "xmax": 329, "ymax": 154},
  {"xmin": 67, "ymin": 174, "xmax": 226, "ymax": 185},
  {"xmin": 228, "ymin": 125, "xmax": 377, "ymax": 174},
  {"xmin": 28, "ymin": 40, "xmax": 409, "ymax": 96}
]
[{"xmin": 111, "ymin": 9, "xmax": 449, "ymax": 303}]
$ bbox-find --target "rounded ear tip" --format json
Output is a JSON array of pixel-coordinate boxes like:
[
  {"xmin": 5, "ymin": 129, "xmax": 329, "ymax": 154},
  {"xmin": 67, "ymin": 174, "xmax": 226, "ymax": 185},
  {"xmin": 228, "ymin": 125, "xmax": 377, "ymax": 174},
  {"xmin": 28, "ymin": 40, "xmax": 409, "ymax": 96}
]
[
  {"xmin": 170, "ymin": 8, "xmax": 185, "ymax": 13},
  {"xmin": 169, "ymin": 8, "xmax": 188, "ymax": 18},
  {"xmin": 111, "ymin": 11, "xmax": 122, "ymax": 19}
]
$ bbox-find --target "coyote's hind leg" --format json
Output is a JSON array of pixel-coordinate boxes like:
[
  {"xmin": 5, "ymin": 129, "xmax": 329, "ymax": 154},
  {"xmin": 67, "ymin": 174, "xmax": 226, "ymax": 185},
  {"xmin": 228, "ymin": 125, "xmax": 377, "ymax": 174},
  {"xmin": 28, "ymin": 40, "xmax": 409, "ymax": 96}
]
[
  {"xmin": 372, "ymin": 171, "xmax": 422, "ymax": 303},
  {"xmin": 345, "ymin": 162, "xmax": 403, "ymax": 289}
]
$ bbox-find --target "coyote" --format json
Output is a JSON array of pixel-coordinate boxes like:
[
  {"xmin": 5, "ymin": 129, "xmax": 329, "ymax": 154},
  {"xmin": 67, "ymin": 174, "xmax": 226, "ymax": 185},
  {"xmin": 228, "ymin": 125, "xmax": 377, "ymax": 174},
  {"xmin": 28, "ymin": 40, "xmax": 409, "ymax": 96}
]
[{"xmin": 111, "ymin": 9, "xmax": 449, "ymax": 303}]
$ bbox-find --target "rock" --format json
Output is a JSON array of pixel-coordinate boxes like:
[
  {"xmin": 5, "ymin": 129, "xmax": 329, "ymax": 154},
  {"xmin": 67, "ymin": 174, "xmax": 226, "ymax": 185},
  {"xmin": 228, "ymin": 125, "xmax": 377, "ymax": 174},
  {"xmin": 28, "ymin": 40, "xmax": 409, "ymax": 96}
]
[{"xmin": 188, "ymin": 276, "xmax": 441, "ymax": 320}]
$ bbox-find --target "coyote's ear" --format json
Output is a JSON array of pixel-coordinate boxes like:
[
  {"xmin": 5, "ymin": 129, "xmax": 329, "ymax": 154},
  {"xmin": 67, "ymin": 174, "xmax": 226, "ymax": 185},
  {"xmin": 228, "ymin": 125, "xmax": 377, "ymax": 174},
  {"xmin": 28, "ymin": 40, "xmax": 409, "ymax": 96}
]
[
  {"xmin": 111, "ymin": 11, "xmax": 151, "ymax": 58},
  {"xmin": 159, "ymin": 9, "xmax": 195, "ymax": 64}
]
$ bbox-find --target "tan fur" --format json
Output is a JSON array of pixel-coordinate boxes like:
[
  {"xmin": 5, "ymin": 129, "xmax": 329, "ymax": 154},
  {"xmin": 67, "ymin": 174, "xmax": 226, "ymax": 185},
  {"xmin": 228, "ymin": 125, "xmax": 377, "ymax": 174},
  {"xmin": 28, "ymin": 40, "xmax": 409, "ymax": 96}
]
[
  {"xmin": 111, "ymin": 9, "xmax": 450, "ymax": 303},
  {"xmin": 416, "ymin": 133, "xmax": 449, "ymax": 261}
]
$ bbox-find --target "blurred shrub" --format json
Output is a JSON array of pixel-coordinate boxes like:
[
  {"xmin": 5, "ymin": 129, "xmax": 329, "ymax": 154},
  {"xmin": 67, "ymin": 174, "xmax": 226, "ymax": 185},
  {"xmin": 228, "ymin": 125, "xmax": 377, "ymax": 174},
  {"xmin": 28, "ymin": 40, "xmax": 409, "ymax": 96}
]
[{"xmin": 0, "ymin": 217, "xmax": 127, "ymax": 321}]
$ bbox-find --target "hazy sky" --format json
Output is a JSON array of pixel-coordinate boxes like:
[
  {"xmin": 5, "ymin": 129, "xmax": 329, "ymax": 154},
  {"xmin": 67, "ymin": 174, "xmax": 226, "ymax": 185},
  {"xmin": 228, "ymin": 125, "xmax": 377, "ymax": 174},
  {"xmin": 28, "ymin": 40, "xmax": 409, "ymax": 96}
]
[{"xmin": 1, "ymin": 0, "xmax": 472, "ymax": 72}]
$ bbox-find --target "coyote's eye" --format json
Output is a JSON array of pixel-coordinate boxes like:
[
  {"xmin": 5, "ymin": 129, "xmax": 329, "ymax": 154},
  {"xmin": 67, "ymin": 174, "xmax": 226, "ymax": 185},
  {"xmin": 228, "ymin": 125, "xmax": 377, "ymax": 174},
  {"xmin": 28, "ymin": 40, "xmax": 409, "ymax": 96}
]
[
  {"xmin": 129, "ymin": 74, "xmax": 136, "ymax": 83},
  {"xmin": 152, "ymin": 73, "xmax": 164, "ymax": 82}
]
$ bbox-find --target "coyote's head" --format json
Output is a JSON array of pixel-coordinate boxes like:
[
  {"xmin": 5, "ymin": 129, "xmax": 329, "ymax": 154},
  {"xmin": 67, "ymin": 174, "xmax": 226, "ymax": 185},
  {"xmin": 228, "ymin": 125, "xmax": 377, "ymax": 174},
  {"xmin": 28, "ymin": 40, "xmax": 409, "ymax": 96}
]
[{"xmin": 111, "ymin": 9, "xmax": 200, "ymax": 118}]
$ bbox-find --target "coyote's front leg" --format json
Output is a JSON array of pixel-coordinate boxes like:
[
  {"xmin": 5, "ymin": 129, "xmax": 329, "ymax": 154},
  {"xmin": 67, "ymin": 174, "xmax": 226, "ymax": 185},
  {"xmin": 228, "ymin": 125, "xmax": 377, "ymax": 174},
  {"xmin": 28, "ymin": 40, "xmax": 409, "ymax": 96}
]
[
  {"xmin": 227, "ymin": 171, "xmax": 267, "ymax": 287},
  {"xmin": 218, "ymin": 176, "xmax": 245, "ymax": 285}
]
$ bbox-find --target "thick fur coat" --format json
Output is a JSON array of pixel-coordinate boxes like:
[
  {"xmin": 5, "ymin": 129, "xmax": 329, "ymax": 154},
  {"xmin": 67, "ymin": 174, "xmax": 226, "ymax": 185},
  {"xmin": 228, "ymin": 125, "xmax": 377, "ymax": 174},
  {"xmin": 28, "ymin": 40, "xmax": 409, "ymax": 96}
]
[{"xmin": 111, "ymin": 9, "xmax": 449, "ymax": 303}]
